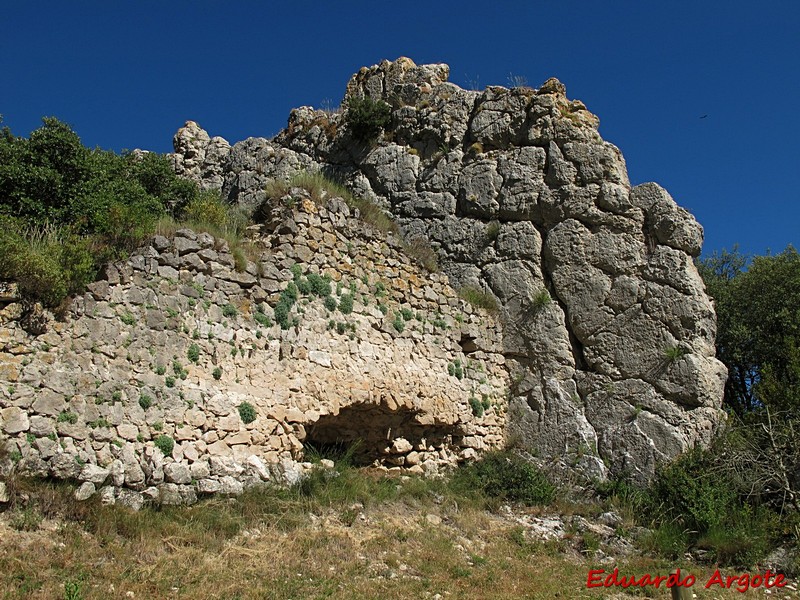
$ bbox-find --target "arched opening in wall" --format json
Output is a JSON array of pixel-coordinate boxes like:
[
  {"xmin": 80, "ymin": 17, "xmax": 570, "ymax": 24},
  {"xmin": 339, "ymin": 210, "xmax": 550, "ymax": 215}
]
[{"xmin": 303, "ymin": 403, "xmax": 464, "ymax": 468}]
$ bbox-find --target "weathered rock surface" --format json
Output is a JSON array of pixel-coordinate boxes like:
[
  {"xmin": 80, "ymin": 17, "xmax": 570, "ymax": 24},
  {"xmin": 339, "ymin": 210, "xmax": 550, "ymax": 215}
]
[
  {"xmin": 171, "ymin": 120, "xmax": 232, "ymax": 191},
  {"xmin": 171, "ymin": 57, "xmax": 727, "ymax": 482}
]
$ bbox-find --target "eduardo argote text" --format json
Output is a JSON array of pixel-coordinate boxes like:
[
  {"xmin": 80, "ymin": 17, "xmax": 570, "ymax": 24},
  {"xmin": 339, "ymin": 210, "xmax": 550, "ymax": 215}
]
[{"xmin": 587, "ymin": 568, "xmax": 787, "ymax": 593}]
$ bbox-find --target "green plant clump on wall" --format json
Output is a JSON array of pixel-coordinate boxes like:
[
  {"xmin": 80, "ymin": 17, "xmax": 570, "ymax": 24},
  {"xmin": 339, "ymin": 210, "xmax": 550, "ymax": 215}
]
[
  {"xmin": 154, "ymin": 435, "xmax": 174, "ymax": 457},
  {"xmin": 345, "ymin": 96, "xmax": 392, "ymax": 143},
  {"xmin": 238, "ymin": 402, "xmax": 257, "ymax": 424}
]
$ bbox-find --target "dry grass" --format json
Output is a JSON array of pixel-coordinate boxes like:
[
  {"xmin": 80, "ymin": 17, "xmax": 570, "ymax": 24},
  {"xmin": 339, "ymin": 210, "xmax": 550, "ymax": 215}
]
[
  {"xmin": 264, "ymin": 171, "xmax": 399, "ymax": 236},
  {"xmin": 402, "ymin": 236, "xmax": 439, "ymax": 273},
  {"xmin": 1, "ymin": 469, "xmax": 784, "ymax": 600},
  {"xmin": 459, "ymin": 286, "xmax": 499, "ymax": 313},
  {"xmin": 155, "ymin": 212, "xmax": 259, "ymax": 274},
  {"xmin": 266, "ymin": 172, "xmax": 443, "ymax": 272}
]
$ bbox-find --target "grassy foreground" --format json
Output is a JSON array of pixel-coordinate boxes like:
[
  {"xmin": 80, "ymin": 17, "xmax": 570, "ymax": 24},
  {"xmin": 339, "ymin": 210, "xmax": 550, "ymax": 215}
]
[{"xmin": 1, "ymin": 463, "xmax": 796, "ymax": 600}]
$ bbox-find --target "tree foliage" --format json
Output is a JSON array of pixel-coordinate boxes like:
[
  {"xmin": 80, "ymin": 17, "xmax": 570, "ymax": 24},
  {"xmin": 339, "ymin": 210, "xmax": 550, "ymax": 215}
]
[
  {"xmin": 699, "ymin": 246, "xmax": 800, "ymax": 415},
  {"xmin": 698, "ymin": 246, "xmax": 800, "ymax": 514},
  {"xmin": 0, "ymin": 117, "xmax": 201, "ymax": 307}
]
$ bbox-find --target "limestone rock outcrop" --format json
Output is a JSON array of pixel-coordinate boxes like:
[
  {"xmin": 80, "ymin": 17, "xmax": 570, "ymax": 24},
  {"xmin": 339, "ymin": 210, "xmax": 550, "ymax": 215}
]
[
  {"xmin": 172, "ymin": 58, "xmax": 727, "ymax": 482},
  {"xmin": 171, "ymin": 120, "xmax": 232, "ymax": 191}
]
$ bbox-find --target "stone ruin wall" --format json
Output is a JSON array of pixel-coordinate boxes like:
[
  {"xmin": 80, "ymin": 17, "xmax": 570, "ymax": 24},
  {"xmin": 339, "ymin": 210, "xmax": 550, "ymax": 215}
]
[{"xmin": 0, "ymin": 192, "xmax": 507, "ymax": 508}]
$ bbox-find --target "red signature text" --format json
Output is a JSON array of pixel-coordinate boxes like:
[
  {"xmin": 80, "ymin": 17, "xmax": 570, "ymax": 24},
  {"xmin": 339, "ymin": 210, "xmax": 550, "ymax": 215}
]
[{"xmin": 586, "ymin": 568, "xmax": 787, "ymax": 593}]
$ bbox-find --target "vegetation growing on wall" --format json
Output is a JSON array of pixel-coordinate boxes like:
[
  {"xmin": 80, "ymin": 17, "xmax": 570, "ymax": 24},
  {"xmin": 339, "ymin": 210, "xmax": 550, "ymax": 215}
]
[
  {"xmin": 0, "ymin": 118, "xmax": 200, "ymax": 307},
  {"xmin": 345, "ymin": 96, "xmax": 392, "ymax": 143},
  {"xmin": 0, "ymin": 117, "xmax": 256, "ymax": 308}
]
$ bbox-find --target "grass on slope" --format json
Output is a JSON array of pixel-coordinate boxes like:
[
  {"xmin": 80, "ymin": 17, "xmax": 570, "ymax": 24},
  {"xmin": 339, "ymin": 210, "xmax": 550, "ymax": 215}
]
[{"xmin": 1, "ymin": 453, "xmax": 789, "ymax": 600}]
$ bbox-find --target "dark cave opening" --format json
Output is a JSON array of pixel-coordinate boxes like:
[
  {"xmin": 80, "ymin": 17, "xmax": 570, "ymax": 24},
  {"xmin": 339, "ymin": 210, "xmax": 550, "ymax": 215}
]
[{"xmin": 302, "ymin": 403, "xmax": 464, "ymax": 466}]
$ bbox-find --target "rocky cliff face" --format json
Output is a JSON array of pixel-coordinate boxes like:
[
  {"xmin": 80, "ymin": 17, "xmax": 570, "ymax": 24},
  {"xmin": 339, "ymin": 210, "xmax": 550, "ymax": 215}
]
[{"xmin": 171, "ymin": 58, "xmax": 727, "ymax": 482}]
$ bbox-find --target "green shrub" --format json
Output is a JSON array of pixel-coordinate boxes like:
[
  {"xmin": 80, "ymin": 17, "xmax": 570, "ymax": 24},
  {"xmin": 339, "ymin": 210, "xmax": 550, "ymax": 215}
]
[
  {"xmin": 400, "ymin": 307, "xmax": 414, "ymax": 321},
  {"xmin": 663, "ymin": 345, "xmax": 687, "ymax": 362},
  {"xmin": 182, "ymin": 189, "xmax": 227, "ymax": 228},
  {"xmin": 485, "ymin": 220, "xmax": 501, "ymax": 244},
  {"xmin": 532, "ymin": 289, "xmax": 551, "ymax": 311},
  {"xmin": 642, "ymin": 522, "xmax": 689, "ymax": 559},
  {"xmin": 222, "ymin": 303, "xmax": 237, "ymax": 318},
  {"xmin": 469, "ymin": 395, "xmax": 484, "ymax": 417},
  {"xmin": 154, "ymin": 435, "xmax": 174, "ymax": 456},
  {"xmin": 392, "ymin": 313, "xmax": 405, "ymax": 333},
  {"xmin": 120, "ymin": 311, "xmax": 136, "ymax": 326},
  {"xmin": 274, "ymin": 298, "xmax": 292, "ymax": 329},
  {"xmin": 0, "ymin": 220, "xmax": 91, "ymax": 307},
  {"xmin": 641, "ymin": 444, "xmax": 780, "ymax": 566},
  {"xmin": 345, "ymin": 96, "xmax": 392, "ymax": 143},
  {"xmin": 187, "ymin": 343, "xmax": 200, "ymax": 364},
  {"xmin": 296, "ymin": 276, "xmax": 311, "ymax": 295},
  {"xmin": 238, "ymin": 402, "xmax": 257, "ymax": 424},
  {"xmin": 212, "ymin": 367, "xmax": 222, "ymax": 380},
  {"xmin": 0, "ymin": 118, "xmax": 203, "ymax": 305},
  {"xmin": 448, "ymin": 360, "xmax": 464, "ymax": 380},
  {"xmin": 284, "ymin": 281, "xmax": 298, "ymax": 303},
  {"xmin": 338, "ymin": 293, "xmax": 354, "ymax": 315},
  {"xmin": 172, "ymin": 360, "xmax": 186, "ymax": 377},
  {"xmin": 324, "ymin": 296, "xmax": 337, "ymax": 312},
  {"xmin": 272, "ymin": 281, "xmax": 300, "ymax": 330},
  {"xmin": 139, "ymin": 394, "xmax": 153, "ymax": 410},
  {"xmin": 697, "ymin": 508, "xmax": 774, "ymax": 567},
  {"xmin": 647, "ymin": 448, "xmax": 735, "ymax": 532},
  {"xmin": 254, "ymin": 311, "xmax": 272, "ymax": 327},
  {"xmin": 452, "ymin": 451, "xmax": 556, "ymax": 505},
  {"xmin": 165, "ymin": 376, "xmax": 176, "ymax": 388},
  {"xmin": 57, "ymin": 411, "xmax": 78, "ymax": 424},
  {"xmin": 307, "ymin": 273, "xmax": 332, "ymax": 297},
  {"xmin": 154, "ymin": 364, "xmax": 166, "ymax": 376}
]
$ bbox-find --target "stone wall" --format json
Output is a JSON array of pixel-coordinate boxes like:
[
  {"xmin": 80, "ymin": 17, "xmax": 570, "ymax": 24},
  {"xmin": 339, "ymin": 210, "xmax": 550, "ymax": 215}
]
[{"xmin": 0, "ymin": 189, "xmax": 506, "ymax": 507}]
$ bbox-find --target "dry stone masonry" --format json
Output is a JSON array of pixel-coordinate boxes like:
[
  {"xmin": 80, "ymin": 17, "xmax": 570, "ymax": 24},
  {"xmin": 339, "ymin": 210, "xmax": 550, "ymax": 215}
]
[
  {"xmin": 1, "ymin": 58, "xmax": 727, "ymax": 505},
  {"xmin": 0, "ymin": 185, "xmax": 506, "ymax": 507},
  {"xmin": 169, "ymin": 57, "xmax": 727, "ymax": 483}
]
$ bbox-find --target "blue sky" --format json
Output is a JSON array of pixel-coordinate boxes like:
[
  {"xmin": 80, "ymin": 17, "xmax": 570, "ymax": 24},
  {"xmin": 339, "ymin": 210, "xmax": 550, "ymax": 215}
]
[{"xmin": 2, "ymin": 1, "xmax": 797, "ymax": 258}]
